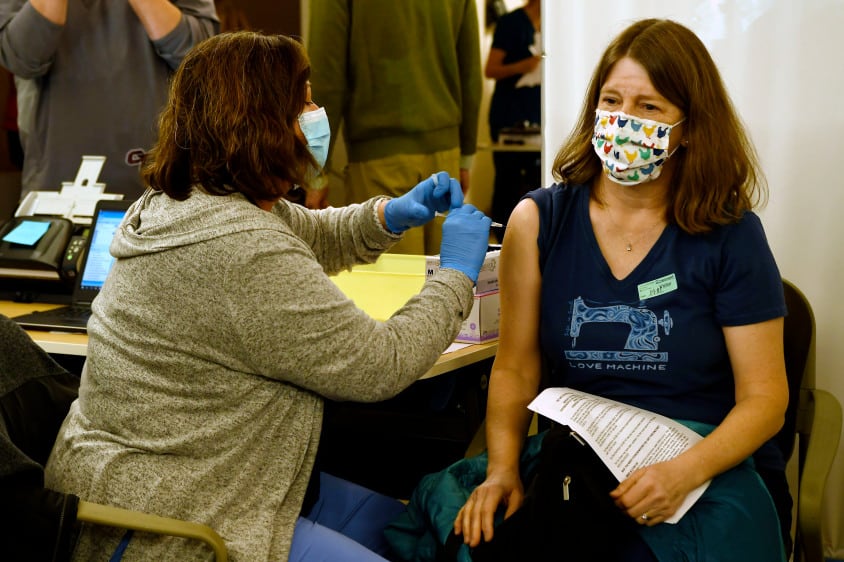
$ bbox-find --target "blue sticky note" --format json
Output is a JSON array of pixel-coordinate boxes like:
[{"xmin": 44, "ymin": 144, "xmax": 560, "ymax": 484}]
[{"xmin": 2, "ymin": 220, "xmax": 51, "ymax": 246}]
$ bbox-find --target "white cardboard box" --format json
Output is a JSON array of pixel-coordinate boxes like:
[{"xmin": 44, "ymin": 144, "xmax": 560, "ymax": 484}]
[
  {"xmin": 426, "ymin": 247, "xmax": 501, "ymax": 343},
  {"xmin": 456, "ymin": 290, "xmax": 500, "ymax": 343},
  {"xmin": 425, "ymin": 247, "xmax": 500, "ymax": 295}
]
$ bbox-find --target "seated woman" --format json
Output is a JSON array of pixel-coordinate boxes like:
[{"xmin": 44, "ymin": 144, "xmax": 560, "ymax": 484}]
[
  {"xmin": 391, "ymin": 18, "xmax": 788, "ymax": 562},
  {"xmin": 44, "ymin": 31, "xmax": 492, "ymax": 561}
]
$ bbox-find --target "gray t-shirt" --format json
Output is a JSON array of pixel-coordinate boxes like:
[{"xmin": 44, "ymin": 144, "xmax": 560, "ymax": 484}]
[{"xmin": 0, "ymin": 0, "xmax": 218, "ymax": 199}]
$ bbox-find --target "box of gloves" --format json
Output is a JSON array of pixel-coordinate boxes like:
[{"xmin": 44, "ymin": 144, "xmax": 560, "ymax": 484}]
[
  {"xmin": 425, "ymin": 246, "xmax": 500, "ymax": 295},
  {"xmin": 455, "ymin": 290, "xmax": 500, "ymax": 343},
  {"xmin": 426, "ymin": 246, "xmax": 501, "ymax": 343}
]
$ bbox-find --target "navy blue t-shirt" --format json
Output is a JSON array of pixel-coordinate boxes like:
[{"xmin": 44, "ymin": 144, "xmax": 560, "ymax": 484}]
[{"xmin": 528, "ymin": 184, "xmax": 787, "ymax": 429}]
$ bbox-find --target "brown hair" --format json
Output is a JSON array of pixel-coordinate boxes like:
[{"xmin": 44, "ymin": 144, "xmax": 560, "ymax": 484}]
[
  {"xmin": 552, "ymin": 19, "xmax": 766, "ymax": 233},
  {"xmin": 141, "ymin": 32, "xmax": 316, "ymax": 202}
]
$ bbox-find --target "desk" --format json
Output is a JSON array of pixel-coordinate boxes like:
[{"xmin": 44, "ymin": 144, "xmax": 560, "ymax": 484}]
[
  {"xmin": 0, "ymin": 300, "xmax": 88, "ymax": 356},
  {"xmin": 3, "ymin": 300, "xmax": 496, "ymax": 498},
  {"xmin": 3, "ymin": 256, "xmax": 498, "ymax": 497},
  {"xmin": 0, "ymin": 300, "xmax": 497, "ymax": 380}
]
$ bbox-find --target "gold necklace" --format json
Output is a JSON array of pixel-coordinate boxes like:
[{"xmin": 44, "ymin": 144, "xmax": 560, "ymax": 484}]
[{"xmin": 603, "ymin": 205, "xmax": 664, "ymax": 252}]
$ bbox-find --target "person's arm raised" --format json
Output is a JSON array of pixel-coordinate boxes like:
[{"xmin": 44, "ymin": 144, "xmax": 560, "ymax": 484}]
[
  {"xmin": 30, "ymin": 0, "xmax": 67, "ymax": 25},
  {"xmin": 127, "ymin": 0, "xmax": 182, "ymax": 40}
]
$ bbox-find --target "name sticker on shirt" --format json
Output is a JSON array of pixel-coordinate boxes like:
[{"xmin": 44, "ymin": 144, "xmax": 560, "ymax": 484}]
[{"xmin": 638, "ymin": 273, "xmax": 678, "ymax": 301}]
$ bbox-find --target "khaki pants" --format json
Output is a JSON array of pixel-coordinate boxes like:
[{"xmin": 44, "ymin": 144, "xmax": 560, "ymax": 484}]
[{"xmin": 344, "ymin": 148, "xmax": 460, "ymax": 255}]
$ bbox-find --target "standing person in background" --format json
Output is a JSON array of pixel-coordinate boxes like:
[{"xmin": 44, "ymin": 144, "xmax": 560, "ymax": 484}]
[
  {"xmin": 0, "ymin": 0, "xmax": 218, "ymax": 201},
  {"xmin": 308, "ymin": 0, "xmax": 482, "ymax": 254},
  {"xmin": 486, "ymin": 0, "xmax": 541, "ymax": 227}
]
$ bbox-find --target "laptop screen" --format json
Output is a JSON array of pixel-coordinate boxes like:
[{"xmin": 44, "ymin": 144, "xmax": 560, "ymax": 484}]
[{"xmin": 78, "ymin": 207, "xmax": 127, "ymax": 291}]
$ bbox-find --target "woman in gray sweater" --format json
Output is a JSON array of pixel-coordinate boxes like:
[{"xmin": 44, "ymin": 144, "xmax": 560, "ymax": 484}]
[{"xmin": 45, "ymin": 31, "xmax": 491, "ymax": 561}]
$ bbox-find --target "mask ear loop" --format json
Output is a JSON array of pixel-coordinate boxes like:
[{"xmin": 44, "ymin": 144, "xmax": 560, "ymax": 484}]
[
  {"xmin": 668, "ymin": 117, "xmax": 688, "ymax": 156},
  {"xmin": 666, "ymin": 144, "xmax": 684, "ymax": 159}
]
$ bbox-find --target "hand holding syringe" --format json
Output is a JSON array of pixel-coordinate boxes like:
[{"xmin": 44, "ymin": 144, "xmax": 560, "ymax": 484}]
[
  {"xmin": 428, "ymin": 173, "xmax": 504, "ymax": 228},
  {"xmin": 382, "ymin": 171, "xmax": 503, "ymax": 233},
  {"xmin": 435, "ymin": 211, "xmax": 504, "ymax": 228}
]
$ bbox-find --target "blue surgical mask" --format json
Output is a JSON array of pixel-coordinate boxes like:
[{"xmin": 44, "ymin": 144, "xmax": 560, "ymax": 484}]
[{"xmin": 298, "ymin": 107, "xmax": 330, "ymax": 170}]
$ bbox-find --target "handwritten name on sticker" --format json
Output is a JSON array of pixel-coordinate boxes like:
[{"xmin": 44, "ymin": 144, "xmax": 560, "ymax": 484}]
[{"xmin": 638, "ymin": 273, "xmax": 677, "ymax": 301}]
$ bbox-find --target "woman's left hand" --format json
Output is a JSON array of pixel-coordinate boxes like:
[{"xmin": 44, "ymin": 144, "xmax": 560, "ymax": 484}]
[
  {"xmin": 610, "ymin": 458, "xmax": 693, "ymax": 526},
  {"xmin": 382, "ymin": 171, "xmax": 463, "ymax": 233}
]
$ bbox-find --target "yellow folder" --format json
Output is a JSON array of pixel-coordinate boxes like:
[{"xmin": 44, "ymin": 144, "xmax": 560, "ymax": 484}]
[{"xmin": 330, "ymin": 254, "xmax": 427, "ymax": 321}]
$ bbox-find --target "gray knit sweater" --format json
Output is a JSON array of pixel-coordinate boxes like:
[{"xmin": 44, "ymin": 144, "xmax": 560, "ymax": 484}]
[{"xmin": 44, "ymin": 189, "xmax": 474, "ymax": 561}]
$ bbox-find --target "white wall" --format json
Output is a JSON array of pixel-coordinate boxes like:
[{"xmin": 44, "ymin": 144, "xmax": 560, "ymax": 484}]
[{"xmin": 542, "ymin": 0, "xmax": 844, "ymax": 556}]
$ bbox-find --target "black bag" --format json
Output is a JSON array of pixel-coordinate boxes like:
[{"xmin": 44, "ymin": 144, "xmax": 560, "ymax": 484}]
[{"xmin": 469, "ymin": 423, "xmax": 640, "ymax": 562}]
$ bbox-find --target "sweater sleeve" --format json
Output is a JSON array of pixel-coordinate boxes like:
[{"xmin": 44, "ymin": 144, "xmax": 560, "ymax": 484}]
[
  {"xmin": 151, "ymin": 0, "xmax": 219, "ymax": 70},
  {"xmin": 272, "ymin": 197, "xmax": 400, "ymax": 276},
  {"xmin": 0, "ymin": 2, "xmax": 63, "ymax": 78},
  {"xmin": 223, "ymin": 236, "xmax": 475, "ymax": 403}
]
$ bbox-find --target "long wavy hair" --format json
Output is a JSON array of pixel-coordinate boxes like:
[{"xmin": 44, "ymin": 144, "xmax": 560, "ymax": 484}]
[
  {"xmin": 141, "ymin": 32, "xmax": 316, "ymax": 202},
  {"xmin": 552, "ymin": 19, "xmax": 766, "ymax": 234}
]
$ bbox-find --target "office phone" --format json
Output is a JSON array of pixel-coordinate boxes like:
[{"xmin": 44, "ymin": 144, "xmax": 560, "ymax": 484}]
[{"xmin": 0, "ymin": 216, "xmax": 86, "ymax": 283}]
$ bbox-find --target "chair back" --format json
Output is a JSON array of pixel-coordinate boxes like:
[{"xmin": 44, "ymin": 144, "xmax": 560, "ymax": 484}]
[
  {"xmin": 777, "ymin": 280, "xmax": 815, "ymax": 461},
  {"xmin": 778, "ymin": 280, "xmax": 843, "ymax": 562}
]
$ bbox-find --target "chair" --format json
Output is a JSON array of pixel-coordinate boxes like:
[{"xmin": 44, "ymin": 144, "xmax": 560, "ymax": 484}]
[
  {"xmin": 0, "ymin": 314, "xmax": 228, "ymax": 561},
  {"xmin": 464, "ymin": 279, "xmax": 842, "ymax": 562},
  {"xmin": 779, "ymin": 279, "xmax": 842, "ymax": 562}
]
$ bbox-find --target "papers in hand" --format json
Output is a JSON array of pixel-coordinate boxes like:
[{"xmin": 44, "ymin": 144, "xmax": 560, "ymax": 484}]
[{"xmin": 528, "ymin": 387, "xmax": 711, "ymax": 524}]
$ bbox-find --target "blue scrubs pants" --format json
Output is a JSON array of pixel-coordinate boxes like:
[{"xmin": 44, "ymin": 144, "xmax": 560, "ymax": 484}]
[{"xmin": 289, "ymin": 472, "xmax": 406, "ymax": 562}]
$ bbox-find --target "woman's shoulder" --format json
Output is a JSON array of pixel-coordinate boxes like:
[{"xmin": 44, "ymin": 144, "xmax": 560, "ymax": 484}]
[
  {"xmin": 523, "ymin": 184, "xmax": 589, "ymax": 270},
  {"xmin": 691, "ymin": 210, "xmax": 768, "ymax": 246},
  {"xmin": 524, "ymin": 183, "xmax": 587, "ymax": 212}
]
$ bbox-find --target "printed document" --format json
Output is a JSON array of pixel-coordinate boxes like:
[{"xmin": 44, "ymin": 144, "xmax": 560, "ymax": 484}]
[{"xmin": 528, "ymin": 387, "xmax": 711, "ymax": 523}]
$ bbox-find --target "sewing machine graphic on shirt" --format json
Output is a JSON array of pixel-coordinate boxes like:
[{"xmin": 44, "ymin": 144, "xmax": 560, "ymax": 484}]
[{"xmin": 565, "ymin": 296, "xmax": 673, "ymax": 363}]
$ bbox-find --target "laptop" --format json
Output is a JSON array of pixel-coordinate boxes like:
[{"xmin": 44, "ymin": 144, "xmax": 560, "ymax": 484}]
[{"xmin": 12, "ymin": 199, "xmax": 133, "ymax": 333}]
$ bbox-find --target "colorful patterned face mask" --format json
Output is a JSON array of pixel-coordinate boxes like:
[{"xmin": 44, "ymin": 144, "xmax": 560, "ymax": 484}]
[{"xmin": 591, "ymin": 109, "xmax": 684, "ymax": 186}]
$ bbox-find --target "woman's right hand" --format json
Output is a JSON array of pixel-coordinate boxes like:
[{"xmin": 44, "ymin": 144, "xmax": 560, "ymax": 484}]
[
  {"xmin": 453, "ymin": 469, "xmax": 524, "ymax": 547},
  {"xmin": 439, "ymin": 204, "xmax": 492, "ymax": 283}
]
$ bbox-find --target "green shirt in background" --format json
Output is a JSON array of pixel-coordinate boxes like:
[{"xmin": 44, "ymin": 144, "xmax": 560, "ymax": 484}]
[{"xmin": 308, "ymin": 0, "xmax": 482, "ymax": 168}]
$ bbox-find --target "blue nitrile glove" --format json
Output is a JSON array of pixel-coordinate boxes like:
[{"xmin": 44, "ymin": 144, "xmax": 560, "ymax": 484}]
[
  {"xmin": 383, "ymin": 171, "xmax": 464, "ymax": 233},
  {"xmin": 439, "ymin": 205, "xmax": 492, "ymax": 283}
]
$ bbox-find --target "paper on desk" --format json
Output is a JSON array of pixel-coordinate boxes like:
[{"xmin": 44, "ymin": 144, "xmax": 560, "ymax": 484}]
[
  {"xmin": 528, "ymin": 387, "xmax": 710, "ymax": 523},
  {"xmin": 443, "ymin": 342, "xmax": 471, "ymax": 354}
]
